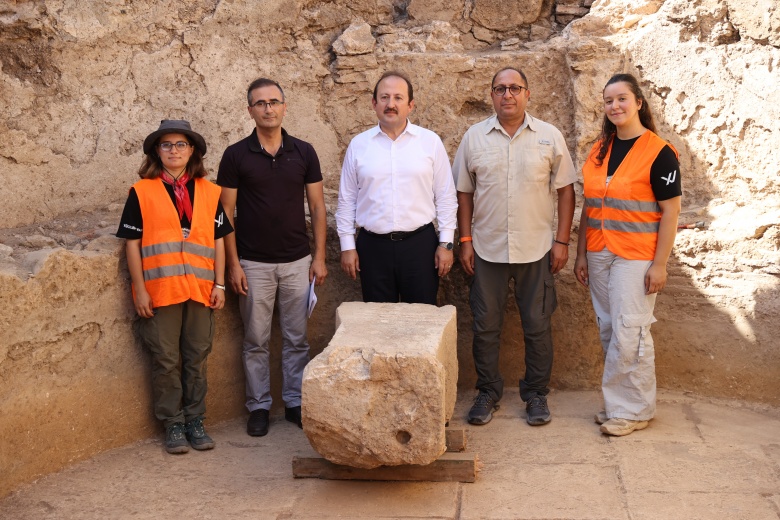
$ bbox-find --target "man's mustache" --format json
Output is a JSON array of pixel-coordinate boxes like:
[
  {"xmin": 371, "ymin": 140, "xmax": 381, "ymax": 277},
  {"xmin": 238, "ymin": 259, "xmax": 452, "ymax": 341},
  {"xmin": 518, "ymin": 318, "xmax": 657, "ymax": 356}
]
[{"xmin": 384, "ymin": 108, "xmax": 398, "ymax": 114}]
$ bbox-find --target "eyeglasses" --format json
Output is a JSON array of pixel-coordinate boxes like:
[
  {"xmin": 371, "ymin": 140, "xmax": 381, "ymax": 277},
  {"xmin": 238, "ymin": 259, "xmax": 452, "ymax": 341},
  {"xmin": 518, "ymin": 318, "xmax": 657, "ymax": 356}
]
[
  {"xmin": 158, "ymin": 141, "xmax": 192, "ymax": 152},
  {"xmin": 491, "ymin": 85, "xmax": 528, "ymax": 96},
  {"xmin": 250, "ymin": 99, "xmax": 284, "ymax": 109}
]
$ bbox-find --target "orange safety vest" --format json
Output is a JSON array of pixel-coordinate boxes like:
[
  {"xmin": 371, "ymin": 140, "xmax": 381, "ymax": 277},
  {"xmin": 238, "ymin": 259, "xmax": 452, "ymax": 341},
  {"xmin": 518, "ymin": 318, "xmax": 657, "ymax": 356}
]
[
  {"xmin": 583, "ymin": 131, "xmax": 678, "ymax": 260},
  {"xmin": 133, "ymin": 177, "xmax": 221, "ymax": 308}
]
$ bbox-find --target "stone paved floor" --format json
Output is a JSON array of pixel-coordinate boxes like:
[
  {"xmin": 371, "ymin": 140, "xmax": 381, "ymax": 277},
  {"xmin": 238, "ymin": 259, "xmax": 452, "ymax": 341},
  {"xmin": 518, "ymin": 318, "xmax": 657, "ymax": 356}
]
[{"xmin": 2, "ymin": 390, "xmax": 779, "ymax": 519}]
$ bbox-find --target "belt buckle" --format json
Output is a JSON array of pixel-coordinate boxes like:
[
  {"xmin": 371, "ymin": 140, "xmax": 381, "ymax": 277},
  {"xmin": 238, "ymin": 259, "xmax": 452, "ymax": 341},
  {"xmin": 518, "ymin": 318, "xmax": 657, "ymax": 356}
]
[{"xmin": 390, "ymin": 231, "xmax": 403, "ymax": 241}]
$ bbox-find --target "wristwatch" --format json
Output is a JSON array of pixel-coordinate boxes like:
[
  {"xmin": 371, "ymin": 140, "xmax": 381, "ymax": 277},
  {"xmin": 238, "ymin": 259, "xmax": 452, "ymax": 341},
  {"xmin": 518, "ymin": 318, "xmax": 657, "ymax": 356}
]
[{"xmin": 438, "ymin": 241, "xmax": 454, "ymax": 251}]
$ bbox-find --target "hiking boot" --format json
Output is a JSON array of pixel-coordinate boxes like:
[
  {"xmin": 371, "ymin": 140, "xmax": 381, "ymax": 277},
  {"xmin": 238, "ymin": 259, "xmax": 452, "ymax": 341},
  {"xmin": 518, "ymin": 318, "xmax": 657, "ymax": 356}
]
[
  {"xmin": 526, "ymin": 394, "xmax": 551, "ymax": 426},
  {"xmin": 594, "ymin": 410, "xmax": 608, "ymax": 425},
  {"xmin": 165, "ymin": 422, "xmax": 190, "ymax": 454},
  {"xmin": 468, "ymin": 392, "xmax": 499, "ymax": 425},
  {"xmin": 600, "ymin": 418, "xmax": 649, "ymax": 436},
  {"xmin": 285, "ymin": 406, "xmax": 303, "ymax": 428},
  {"xmin": 247, "ymin": 409, "xmax": 269, "ymax": 437},
  {"xmin": 185, "ymin": 417, "xmax": 215, "ymax": 450}
]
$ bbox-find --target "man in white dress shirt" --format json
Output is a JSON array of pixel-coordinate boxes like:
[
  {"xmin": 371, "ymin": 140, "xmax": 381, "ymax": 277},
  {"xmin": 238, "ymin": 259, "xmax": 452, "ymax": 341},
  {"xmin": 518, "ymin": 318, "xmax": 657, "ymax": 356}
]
[{"xmin": 335, "ymin": 71, "xmax": 458, "ymax": 304}]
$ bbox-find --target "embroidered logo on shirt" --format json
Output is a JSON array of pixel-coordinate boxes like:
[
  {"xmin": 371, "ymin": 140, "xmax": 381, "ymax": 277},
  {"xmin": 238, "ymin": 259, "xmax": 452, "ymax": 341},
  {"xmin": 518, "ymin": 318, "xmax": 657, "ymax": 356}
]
[
  {"xmin": 661, "ymin": 170, "xmax": 677, "ymax": 185},
  {"xmin": 538, "ymin": 139, "xmax": 551, "ymax": 145},
  {"xmin": 215, "ymin": 213, "xmax": 224, "ymax": 227}
]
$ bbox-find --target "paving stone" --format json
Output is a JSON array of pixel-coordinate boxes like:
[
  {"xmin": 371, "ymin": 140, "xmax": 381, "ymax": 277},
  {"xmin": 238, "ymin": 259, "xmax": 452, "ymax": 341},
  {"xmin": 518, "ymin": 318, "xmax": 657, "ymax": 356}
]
[
  {"xmin": 464, "ymin": 393, "xmax": 614, "ymax": 465},
  {"xmin": 460, "ymin": 463, "xmax": 628, "ymax": 520},
  {"xmin": 627, "ymin": 492, "xmax": 780, "ymax": 520},
  {"xmin": 614, "ymin": 441, "xmax": 778, "ymax": 494},
  {"xmin": 290, "ymin": 480, "xmax": 458, "ymax": 519},
  {"xmin": 693, "ymin": 401, "xmax": 780, "ymax": 446},
  {"xmin": 603, "ymin": 400, "xmax": 704, "ymax": 444}
]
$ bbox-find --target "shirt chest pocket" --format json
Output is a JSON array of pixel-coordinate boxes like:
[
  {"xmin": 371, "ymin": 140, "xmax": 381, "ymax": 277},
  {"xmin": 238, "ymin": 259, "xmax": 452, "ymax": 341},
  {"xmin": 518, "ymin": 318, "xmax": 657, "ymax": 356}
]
[
  {"xmin": 469, "ymin": 147, "xmax": 506, "ymax": 186},
  {"xmin": 518, "ymin": 144, "xmax": 554, "ymax": 183}
]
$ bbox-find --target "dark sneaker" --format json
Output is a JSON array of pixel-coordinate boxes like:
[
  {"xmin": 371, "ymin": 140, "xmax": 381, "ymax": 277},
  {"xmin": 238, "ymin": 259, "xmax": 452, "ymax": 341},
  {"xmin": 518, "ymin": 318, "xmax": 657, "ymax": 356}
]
[
  {"xmin": 185, "ymin": 417, "xmax": 215, "ymax": 450},
  {"xmin": 247, "ymin": 409, "xmax": 269, "ymax": 437},
  {"xmin": 285, "ymin": 406, "xmax": 303, "ymax": 428},
  {"xmin": 526, "ymin": 395, "xmax": 551, "ymax": 426},
  {"xmin": 468, "ymin": 392, "xmax": 499, "ymax": 425},
  {"xmin": 165, "ymin": 422, "xmax": 190, "ymax": 454}
]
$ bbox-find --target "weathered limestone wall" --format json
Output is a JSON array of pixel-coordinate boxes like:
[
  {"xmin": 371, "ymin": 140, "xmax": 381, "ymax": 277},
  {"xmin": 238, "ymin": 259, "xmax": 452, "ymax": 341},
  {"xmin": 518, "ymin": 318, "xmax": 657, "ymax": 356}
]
[{"xmin": 1, "ymin": 0, "xmax": 778, "ymax": 497}]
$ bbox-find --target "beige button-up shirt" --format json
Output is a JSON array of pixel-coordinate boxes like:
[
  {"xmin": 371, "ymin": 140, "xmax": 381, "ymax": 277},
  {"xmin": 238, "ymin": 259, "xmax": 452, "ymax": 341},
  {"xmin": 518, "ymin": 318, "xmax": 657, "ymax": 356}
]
[{"xmin": 452, "ymin": 113, "xmax": 576, "ymax": 264}]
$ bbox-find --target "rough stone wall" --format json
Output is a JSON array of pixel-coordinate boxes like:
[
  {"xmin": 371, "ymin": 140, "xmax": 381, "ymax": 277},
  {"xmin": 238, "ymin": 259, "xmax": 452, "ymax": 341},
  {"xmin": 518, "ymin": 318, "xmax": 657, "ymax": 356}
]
[{"xmin": 1, "ymin": 0, "xmax": 779, "ymax": 497}]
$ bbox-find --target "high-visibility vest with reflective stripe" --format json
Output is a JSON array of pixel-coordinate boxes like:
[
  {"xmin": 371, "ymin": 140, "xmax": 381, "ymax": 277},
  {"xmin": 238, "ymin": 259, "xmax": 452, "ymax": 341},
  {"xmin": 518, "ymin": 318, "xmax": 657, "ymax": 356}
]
[
  {"xmin": 583, "ymin": 131, "xmax": 678, "ymax": 260},
  {"xmin": 134, "ymin": 177, "xmax": 221, "ymax": 308}
]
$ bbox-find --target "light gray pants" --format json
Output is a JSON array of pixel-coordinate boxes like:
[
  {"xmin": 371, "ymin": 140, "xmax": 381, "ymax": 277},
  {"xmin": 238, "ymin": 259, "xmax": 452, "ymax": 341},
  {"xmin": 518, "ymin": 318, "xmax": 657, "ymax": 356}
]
[
  {"xmin": 587, "ymin": 248, "xmax": 657, "ymax": 421},
  {"xmin": 239, "ymin": 255, "xmax": 311, "ymax": 412}
]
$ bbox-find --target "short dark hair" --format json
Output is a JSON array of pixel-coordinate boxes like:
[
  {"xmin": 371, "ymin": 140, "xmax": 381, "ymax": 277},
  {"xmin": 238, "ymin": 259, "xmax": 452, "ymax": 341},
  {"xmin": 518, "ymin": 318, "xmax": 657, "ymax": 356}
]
[
  {"xmin": 247, "ymin": 77, "xmax": 285, "ymax": 106},
  {"xmin": 372, "ymin": 71, "xmax": 414, "ymax": 102},
  {"xmin": 491, "ymin": 67, "xmax": 528, "ymax": 89}
]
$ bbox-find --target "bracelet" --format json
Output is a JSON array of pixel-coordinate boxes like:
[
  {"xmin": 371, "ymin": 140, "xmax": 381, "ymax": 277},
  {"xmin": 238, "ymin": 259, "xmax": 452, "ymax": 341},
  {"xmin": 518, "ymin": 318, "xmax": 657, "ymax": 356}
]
[
  {"xmin": 214, "ymin": 283, "xmax": 226, "ymax": 291},
  {"xmin": 459, "ymin": 236, "xmax": 473, "ymax": 244},
  {"xmin": 553, "ymin": 239, "xmax": 570, "ymax": 246}
]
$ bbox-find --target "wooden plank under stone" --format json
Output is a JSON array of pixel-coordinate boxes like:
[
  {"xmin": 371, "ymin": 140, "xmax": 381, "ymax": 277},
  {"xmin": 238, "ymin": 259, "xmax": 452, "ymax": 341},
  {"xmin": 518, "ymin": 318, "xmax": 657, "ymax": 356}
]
[
  {"xmin": 445, "ymin": 428, "xmax": 466, "ymax": 452},
  {"xmin": 292, "ymin": 452, "xmax": 477, "ymax": 482}
]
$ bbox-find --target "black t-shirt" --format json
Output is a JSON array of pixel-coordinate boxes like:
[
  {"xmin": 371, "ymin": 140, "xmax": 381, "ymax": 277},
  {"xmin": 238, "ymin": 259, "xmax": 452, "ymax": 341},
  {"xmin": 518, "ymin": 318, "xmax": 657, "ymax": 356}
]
[
  {"xmin": 607, "ymin": 136, "xmax": 682, "ymax": 201},
  {"xmin": 116, "ymin": 178, "xmax": 233, "ymax": 239},
  {"xmin": 216, "ymin": 128, "xmax": 322, "ymax": 263}
]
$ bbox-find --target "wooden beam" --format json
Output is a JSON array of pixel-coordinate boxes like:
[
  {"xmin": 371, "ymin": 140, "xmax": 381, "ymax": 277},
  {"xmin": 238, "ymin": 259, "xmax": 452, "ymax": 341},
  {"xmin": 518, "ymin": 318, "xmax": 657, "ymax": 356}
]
[
  {"xmin": 292, "ymin": 452, "xmax": 477, "ymax": 482},
  {"xmin": 445, "ymin": 428, "xmax": 466, "ymax": 452}
]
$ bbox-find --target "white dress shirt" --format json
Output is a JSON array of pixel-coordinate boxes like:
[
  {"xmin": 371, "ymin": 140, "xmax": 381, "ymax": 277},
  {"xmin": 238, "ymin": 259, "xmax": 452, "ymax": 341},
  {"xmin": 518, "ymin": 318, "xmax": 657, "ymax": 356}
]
[
  {"xmin": 452, "ymin": 113, "xmax": 576, "ymax": 264},
  {"xmin": 336, "ymin": 121, "xmax": 458, "ymax": 251}
]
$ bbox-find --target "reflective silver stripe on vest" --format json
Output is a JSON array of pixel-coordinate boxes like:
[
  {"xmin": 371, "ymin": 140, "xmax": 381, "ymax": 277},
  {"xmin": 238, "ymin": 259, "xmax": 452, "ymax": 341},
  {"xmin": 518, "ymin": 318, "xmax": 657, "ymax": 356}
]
[
  {"xmin": 603, "ymin": 197, "xmax": 660, "ymax": 213},
  {"xmin": 143, "ymin": 264, "xmax": 216, "ymax": 282},
  {"xmin": 587, "ymin": 217, "xmax": 659, "ymax": 233},
  {"xmin": 141, "ymin": 241, "xmax": 216, "ymax": 259},
  {"xmin": 585, "ymin": 197, "xmax": 602, "ymax": 208},
  {"xmin": 602, "ymin": 219, "xmax": 660, "ymax": 233}
]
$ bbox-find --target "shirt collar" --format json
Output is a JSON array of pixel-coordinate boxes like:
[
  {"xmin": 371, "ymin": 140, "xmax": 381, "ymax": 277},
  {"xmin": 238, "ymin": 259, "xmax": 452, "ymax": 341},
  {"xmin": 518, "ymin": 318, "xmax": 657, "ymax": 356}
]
[
  {"xmin": 372, "ymin": 119, "xmax": 418, "ymax": 139},
  {"xmin": 485, "ymin": 112, "xmax": 536, "ymax": 137},
  {"xmin": 248, "ymin": 127, "xmax": 292, "ymax": 154}
]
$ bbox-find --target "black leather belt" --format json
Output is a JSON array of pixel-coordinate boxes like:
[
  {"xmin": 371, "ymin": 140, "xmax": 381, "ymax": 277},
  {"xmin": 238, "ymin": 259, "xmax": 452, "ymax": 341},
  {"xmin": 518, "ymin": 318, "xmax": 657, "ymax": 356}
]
[{"xmin": 361, "ymin": 222, "xmax": 433, "ymax": 241}]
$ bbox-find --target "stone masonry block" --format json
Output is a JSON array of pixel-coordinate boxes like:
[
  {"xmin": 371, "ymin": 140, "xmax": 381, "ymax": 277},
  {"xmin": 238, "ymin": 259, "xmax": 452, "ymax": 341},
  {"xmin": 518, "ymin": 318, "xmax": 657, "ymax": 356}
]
[{"xmin": 302, "ymin": 302, "xmax": 457, "ymax": 469}]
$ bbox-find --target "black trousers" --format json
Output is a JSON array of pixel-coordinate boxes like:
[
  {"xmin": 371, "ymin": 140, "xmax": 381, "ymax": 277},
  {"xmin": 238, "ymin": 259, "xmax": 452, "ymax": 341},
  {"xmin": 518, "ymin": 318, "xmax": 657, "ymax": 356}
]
[
  {"xmin": 470, "ymin": 251, "xmax": 557, "ymax": 403},
  {"xmin": 355, "ymin": 224, "xmax": 439, "ymax": 304}
]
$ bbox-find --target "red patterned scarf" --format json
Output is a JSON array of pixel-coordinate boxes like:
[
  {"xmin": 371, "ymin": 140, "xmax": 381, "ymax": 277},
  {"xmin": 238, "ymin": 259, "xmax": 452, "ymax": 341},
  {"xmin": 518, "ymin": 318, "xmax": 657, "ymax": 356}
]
[{"xmin": 160, "ymin": 169, "xmax": 193, "ymax": 223}]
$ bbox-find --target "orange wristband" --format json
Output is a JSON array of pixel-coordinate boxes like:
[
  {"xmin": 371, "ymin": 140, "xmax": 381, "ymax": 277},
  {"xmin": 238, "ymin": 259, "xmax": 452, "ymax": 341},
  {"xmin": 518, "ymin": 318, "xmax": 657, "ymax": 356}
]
[{"xmin": 459, "ymin": 236, "xmax": 473, "ymax": 244}]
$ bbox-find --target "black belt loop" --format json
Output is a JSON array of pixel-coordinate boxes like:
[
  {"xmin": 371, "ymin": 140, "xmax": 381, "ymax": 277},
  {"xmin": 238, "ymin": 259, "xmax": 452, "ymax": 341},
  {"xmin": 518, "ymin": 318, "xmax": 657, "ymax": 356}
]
[{"xmin": 361, "ymin": 222, "xmax": 433, "ymax": 241}]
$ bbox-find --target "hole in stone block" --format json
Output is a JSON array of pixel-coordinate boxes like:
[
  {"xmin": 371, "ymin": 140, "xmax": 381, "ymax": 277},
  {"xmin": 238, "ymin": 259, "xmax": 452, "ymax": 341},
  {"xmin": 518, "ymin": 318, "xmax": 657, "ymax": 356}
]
[{"xmin": 396, "ymin": 430, "xmax": 411, "ymax": 444}]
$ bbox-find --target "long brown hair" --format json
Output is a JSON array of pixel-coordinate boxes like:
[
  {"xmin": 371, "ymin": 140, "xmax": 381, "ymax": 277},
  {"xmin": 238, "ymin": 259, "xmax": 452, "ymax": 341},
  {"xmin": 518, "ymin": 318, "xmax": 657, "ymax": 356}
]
[
  {"xmin": 593, "ymin": 73, "xmax": 657, "ymax": 166},
  {"xmin": 136, "ymin": 137, "xmax": 208, "ymax": 179}
]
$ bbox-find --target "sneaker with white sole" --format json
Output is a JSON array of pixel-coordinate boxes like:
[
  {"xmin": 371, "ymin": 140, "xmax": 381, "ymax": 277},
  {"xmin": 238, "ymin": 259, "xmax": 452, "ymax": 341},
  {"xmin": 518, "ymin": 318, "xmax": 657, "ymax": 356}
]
[{"xmin": 600, "ymin": 418, "xmax": 649, "ymax": 436}]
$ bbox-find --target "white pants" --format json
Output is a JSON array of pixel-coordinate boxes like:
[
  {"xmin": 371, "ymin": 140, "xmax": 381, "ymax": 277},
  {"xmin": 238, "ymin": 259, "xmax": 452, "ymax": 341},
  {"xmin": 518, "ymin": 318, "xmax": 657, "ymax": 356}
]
[{"xmin": 587, "ymin": 248, "xmax": 657, "ymax": 421}]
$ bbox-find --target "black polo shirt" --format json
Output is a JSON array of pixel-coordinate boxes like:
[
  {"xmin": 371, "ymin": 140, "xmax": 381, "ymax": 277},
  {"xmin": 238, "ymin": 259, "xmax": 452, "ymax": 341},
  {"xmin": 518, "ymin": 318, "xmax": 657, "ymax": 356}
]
[{"xmin": 216, "ymin": 128, "xmax": 322, "ymax": 263}]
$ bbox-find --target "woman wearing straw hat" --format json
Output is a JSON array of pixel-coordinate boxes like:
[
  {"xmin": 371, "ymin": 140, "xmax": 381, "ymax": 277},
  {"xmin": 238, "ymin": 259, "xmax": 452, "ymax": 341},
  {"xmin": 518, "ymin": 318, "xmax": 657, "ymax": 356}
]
[{"xmin": 117, "ymin": 120, "xmax": 233, "ymax": 453}]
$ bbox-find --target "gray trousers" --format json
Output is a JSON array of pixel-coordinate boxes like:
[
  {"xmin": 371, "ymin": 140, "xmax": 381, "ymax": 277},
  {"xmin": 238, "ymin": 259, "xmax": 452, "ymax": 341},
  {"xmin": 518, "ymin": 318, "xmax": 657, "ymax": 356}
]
[
  {"xmin": 587, "ymin": 248, "xmax": 657, "ymax": 421},
  {"xmin": 139, "ymin": 299, "xmax": 214, "ymax": 428},
  {"xmin": 470, "ymin": 252, "xmax": 557, "ymax": 403},
  {"xmin": 239, "ymin": 255, "xmax": 311, "ymax": 412}
]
